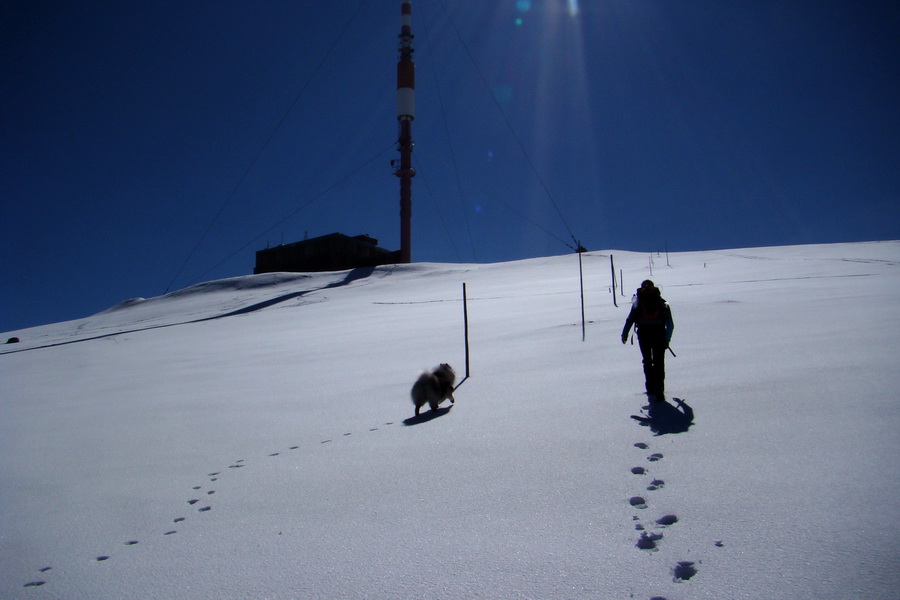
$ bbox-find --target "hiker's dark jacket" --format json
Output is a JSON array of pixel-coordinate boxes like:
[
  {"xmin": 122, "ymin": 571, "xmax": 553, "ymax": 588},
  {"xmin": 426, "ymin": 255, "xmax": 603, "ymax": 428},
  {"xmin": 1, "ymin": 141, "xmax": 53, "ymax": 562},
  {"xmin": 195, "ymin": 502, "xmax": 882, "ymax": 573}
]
[{"xmin": 622, "ymin": 292, "xmax": 674, "ymax": 344}]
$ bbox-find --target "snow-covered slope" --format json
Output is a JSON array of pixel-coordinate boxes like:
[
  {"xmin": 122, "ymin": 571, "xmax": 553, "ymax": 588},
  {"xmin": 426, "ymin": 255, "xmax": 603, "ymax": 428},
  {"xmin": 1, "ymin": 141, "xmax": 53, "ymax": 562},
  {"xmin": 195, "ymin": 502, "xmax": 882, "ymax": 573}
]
[{"xmin": 2, "ymin": 242, "xmax": 898, "ymax": 599}]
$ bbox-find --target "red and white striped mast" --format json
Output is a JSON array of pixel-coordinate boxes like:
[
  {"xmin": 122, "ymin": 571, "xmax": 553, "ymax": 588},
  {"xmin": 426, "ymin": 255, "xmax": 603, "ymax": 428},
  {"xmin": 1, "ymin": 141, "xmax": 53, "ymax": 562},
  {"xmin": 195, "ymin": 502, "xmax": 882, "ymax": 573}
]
[{"xmin": 396, "ymin": 0, "xmax": 415, "ymax": 263}]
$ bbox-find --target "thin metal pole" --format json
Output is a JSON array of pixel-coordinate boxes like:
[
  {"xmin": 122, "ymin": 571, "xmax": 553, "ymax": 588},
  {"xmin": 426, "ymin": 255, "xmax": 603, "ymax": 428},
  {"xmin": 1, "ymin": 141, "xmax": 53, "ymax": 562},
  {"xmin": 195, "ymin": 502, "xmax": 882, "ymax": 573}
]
[
  {"xmin": 579, "ymin": 253, "xmax": 586, "ymax": 342},
  {"xmin": 463, "ymin": 282, "xmax": 470, "ymax": 377},
  {"xmin": 610, "ymin": 254, "xmax": 618, "ymax": 307}
]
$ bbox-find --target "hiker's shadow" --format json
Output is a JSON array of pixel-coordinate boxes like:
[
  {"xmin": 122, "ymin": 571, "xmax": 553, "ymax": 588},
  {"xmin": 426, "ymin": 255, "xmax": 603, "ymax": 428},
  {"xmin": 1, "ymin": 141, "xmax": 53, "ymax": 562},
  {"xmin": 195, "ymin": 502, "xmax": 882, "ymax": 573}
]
[{"xmin": 631, "ymin": 397, "xmax": 694, "ymax": 435}]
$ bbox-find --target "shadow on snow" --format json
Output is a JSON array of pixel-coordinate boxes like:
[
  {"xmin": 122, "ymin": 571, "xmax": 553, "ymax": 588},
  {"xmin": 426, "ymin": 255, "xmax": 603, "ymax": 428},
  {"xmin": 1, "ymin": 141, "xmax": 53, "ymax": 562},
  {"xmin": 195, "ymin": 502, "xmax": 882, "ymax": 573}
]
[
  {"xmin": 401, "ymin": 375, "xmax": 467, "ymax": 426},
  {"xmin": 631, "ymin": 397, "xmax": 694, "ymax": 436},
  {"xmin": 1, "ymin": 267, "xmax": 379, "ymax": 355},
  {"xmin": 403, "ymin": 406, "xmax": 453, "ymax": 426}
]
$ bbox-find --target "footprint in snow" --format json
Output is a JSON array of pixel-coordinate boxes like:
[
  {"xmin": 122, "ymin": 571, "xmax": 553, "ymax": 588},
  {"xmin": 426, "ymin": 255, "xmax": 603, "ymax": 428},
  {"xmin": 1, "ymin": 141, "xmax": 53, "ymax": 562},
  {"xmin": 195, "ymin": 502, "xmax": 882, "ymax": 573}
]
[
  {"xmin": 636, "ymin": 531, "xmax": 663, "ymax": 550},
  {"xmin": 629, "ymin": 496, "xmax": 648, "ymax": 509},
  {"xmin": 647, "ymin": 479, "xmax": 665, "ymax": 491},
  {"xmin": 672, "ymin": 561, "xmax": 698, "ymax": 582},
  {"xmin": 28, "ymin": 430, "xmax": 351, "ymax": 589},
  {"xmin": 634, "ymin": 442, "xmax": 649, "ymax": 449},
  {"xmin": 24, "ymin": 567, "xmax": 51, "ymax": 587},
  {"xmin": 647, "ymin": 453, "xmax": 664, "ymax": 462},
  {"xmin": 656, "ymin": 514, "xmax": 678, "ymax": 526},
  {"xmin": 631, "ymin": 466, "xmax": 646, "ymax": 475},
  {"xmin": 43, "ymin": 419, "xmax": 409, "ymax": 591}
]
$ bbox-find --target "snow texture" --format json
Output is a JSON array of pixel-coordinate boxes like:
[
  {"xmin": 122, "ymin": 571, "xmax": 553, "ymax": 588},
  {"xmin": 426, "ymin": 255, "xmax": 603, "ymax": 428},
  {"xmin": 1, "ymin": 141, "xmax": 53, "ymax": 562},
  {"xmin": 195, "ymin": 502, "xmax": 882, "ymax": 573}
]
[{"xmin": 2, "ymin": 242, "xmax": 899, "ymax": 599}]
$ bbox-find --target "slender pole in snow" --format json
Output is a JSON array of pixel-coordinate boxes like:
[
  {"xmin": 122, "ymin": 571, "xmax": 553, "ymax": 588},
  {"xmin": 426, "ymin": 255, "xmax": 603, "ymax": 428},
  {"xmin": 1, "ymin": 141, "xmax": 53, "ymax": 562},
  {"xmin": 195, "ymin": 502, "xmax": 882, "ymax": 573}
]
[
  {"xmin": 578, "ymin": 252, "xmax": 586, "ymax": 342},
  {"xmin": 610, "ymin": 254, "xmax": 618, "ymax": 307},
  {"xmin": 463, "ymin": 283, "xmax": 470, "ymax": 378}
]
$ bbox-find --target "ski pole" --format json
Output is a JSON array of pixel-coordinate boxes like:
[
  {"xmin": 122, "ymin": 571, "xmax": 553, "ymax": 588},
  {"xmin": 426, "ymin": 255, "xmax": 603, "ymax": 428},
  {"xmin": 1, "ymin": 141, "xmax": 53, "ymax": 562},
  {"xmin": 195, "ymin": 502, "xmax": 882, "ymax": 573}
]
[{"xmin": 667, "ymin": 346, "xmax": 676, "ymax": 357}]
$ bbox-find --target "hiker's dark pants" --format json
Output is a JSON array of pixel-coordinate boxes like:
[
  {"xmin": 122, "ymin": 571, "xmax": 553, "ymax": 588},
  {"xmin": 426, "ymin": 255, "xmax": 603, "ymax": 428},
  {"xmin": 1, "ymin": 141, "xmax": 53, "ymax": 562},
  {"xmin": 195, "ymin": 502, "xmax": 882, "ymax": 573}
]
[{"xmin": 637, "ymin": 327, "xmax": 667, "ymax": 396}]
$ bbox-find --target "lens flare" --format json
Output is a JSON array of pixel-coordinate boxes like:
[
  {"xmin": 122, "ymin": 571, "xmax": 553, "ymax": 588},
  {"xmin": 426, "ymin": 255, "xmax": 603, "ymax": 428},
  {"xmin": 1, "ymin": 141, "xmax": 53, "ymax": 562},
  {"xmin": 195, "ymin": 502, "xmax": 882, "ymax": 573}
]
[{"xmin": 515, "ymin": 0, "xmax": 530, "ymax": 25}]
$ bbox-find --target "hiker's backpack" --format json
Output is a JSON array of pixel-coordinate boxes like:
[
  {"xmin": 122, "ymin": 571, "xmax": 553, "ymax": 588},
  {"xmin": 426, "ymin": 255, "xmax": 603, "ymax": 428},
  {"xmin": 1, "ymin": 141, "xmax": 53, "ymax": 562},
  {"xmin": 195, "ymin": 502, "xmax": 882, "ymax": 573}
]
[{"xmin": 635, "ymin": 287, "xmax": 664, "ymax": 326}]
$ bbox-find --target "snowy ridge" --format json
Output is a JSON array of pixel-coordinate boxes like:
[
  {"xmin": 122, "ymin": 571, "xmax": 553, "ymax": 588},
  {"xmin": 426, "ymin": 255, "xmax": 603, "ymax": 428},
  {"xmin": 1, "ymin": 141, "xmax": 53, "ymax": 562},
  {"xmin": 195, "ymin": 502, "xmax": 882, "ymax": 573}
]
[{"xmin": 1, "ymin": 242, "xmax": 899, "ymax": 599}]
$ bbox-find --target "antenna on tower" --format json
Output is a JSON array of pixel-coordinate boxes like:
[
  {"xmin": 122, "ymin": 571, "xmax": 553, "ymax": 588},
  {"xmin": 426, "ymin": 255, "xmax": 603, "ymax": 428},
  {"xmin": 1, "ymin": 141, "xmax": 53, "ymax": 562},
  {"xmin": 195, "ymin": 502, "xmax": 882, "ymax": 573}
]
[{"xmin": 395, "ymin": 0, "xmax": 415, "ymax": 263}]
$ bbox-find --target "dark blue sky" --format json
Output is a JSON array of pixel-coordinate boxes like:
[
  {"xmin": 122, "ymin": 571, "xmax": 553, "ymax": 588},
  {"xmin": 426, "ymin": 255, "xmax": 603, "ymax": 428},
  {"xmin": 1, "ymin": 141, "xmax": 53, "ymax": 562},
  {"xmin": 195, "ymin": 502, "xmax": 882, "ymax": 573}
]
[{"xmin": 2, "ymin": 1, "xmax": 898, "ymax": 332}]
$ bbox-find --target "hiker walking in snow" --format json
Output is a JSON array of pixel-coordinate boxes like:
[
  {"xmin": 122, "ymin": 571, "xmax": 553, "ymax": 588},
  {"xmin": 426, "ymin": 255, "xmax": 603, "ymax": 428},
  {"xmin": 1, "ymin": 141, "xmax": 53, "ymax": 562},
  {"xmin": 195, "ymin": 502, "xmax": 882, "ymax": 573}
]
[{"xmin": 621, "ymin": 280, "xmax": 674, "ymax": 400}]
